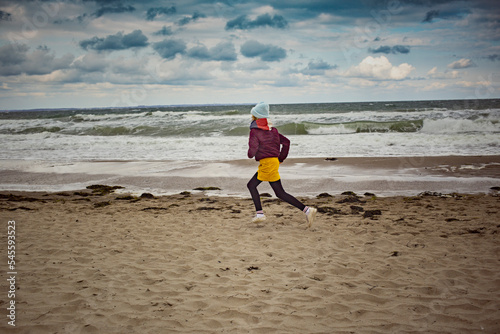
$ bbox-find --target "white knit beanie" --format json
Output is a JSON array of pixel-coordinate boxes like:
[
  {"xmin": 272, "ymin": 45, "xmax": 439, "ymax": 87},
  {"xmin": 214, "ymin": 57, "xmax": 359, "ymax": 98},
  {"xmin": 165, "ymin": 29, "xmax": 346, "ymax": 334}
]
[{"xmin": 250, "ymin": 102, "xmax": 269, "ymax": 119}]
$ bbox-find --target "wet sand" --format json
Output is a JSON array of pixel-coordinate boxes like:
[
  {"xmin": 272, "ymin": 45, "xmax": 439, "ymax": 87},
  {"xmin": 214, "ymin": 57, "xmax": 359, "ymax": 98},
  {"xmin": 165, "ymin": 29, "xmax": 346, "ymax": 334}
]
[{"xmin": 1, "ymin": 155, "xmax": 499, "ymax": 197}]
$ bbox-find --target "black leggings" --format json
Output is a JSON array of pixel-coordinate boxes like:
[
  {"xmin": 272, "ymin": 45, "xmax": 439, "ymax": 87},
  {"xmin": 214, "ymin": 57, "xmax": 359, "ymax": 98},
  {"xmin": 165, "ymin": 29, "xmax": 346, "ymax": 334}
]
[{"xmin": 247, "ymin": 172, "xmax": 305, "ymax": 212}]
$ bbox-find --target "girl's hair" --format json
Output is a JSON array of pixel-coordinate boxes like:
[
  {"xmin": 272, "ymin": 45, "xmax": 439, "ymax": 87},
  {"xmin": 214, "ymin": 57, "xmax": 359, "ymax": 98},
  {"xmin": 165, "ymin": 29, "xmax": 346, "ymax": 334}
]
[{"xmin": 252, "ymin": 115, "xmax": 258, "ymax": 121}]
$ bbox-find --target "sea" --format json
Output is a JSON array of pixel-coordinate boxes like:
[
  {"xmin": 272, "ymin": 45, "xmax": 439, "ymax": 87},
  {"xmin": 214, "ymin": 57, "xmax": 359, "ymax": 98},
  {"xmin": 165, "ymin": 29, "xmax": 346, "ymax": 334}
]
[{"xmin": 1, "ymin": 99, "xmax": 499, "ymax": 162}]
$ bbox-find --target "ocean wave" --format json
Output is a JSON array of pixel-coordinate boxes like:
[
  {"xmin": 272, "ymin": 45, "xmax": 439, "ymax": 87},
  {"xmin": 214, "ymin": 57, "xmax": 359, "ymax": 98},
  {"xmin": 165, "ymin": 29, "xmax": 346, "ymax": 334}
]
[
  {"xmin": 2, "ymin": 117, "xmax": 498, "ymax": 138},
  {"xmin": 1, "ymin": 103, "xmax": 498, "ymax": 141},
  {"xmin": 223, "ymin": 120, "xmax": 425, "ymax": 136},
  {"xmin": 421, "ymin": 118, "xmax": 500, "ymax": 134},
  {"xmin": 303, "ymin": 120, "xmax": 424, "ymax": 135},
  {"xmin": 71, "ymin": 111, "xmax": 155, "ymax": 122},
  {"xmin": 10, "ymin": 119, "xmax": 493, "ymax": 137},
  {"xmin": 10, "ymin": 126, "xmax": 63, "ymax": 134}
]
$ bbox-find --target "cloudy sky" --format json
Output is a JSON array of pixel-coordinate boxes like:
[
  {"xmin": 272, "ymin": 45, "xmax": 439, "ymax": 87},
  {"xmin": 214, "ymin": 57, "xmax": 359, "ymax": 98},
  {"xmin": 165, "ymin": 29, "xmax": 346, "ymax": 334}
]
[{"xmin": 0, "ymin": 0, "xmax": 499, "ymax": 110}]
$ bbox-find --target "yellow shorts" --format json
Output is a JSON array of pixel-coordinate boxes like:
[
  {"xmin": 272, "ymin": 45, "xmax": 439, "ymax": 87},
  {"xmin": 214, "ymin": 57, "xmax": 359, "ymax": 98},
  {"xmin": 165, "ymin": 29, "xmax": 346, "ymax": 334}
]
[{"xmin": 257, "ymin": 157, "xmax": 280, "ymax": 182}]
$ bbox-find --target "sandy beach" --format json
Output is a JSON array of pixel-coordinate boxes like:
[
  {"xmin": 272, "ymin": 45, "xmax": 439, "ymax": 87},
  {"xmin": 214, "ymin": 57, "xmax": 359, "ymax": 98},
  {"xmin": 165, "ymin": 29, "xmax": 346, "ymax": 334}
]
[{"xmin": 0, "ymin": 156, "xmax": 499, "ymax": 333}]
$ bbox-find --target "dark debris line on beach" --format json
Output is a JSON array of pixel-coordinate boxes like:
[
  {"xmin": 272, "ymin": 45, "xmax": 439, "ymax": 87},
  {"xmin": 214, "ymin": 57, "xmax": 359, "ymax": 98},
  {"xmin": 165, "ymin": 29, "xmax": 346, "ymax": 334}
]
[
  {"xmin": 2, "ymin": 185, "xmax": 498, "ymax": 228},
  {"xmin": 314, "ymin": 191, "xmax": 383, "ymax": 220},
  {"xmin": 0, "ymin": 186, "xmax": 387, "ymax": 217}
]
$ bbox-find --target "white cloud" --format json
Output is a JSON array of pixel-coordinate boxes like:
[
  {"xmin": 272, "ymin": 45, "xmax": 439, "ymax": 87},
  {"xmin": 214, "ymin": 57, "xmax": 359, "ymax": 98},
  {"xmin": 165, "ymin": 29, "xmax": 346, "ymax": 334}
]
[
  {"xmin": 427, "ymin": 66, "xmax": 459, "ymax": 79},
  {"xmin": 154, "ymin": 58, "xmax": 215, "ymax": 84},
  {"xmin": 38, "ymin": 69, "xmax": 82, "ymax": 83},
  {"xmin": 252, "ymin": 6, "xmax": 276, "ymax": 16},
  {"xmin": 447, "ymin": 58, "xmax": 476, "ymax": 69},
  {"xmin": 427, "ymin": 66, "xmax": 437, "ymax": 75},
  {"xmin": 422, "ymin": 82, "xmax": 448, "ymax": 91},
  {"xmin": 72, "ymin": 52, "xmax": 108, "ymax": 72},
  {"xmin": 345, "ymin": 56, "xmax": 415, "ymax": 80},
  {"xmin": 456, "ymin": 80, "xmax": 492, "ymax": 88},
  {"xmin": 348, "ymin": 78, "xmax": 376, "ymax": 87}
]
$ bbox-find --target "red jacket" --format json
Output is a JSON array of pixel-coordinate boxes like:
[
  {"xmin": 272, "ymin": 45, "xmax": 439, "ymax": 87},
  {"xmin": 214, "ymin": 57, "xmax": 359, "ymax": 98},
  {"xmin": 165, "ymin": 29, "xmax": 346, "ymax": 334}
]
[{"xmin": 247, "ymin": 120, "xmax": 290, "ymax": 162}]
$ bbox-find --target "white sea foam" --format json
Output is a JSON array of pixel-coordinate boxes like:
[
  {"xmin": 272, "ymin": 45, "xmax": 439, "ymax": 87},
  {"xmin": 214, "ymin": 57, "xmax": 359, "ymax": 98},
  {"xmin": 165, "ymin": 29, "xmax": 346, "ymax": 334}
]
[
  {"xmin": 2, "ymin": 129, "xmax": 498, "ymax": 163},
  {"xmin": 421, "ymin": 118, "xmax": 500, "ymax": 134}
]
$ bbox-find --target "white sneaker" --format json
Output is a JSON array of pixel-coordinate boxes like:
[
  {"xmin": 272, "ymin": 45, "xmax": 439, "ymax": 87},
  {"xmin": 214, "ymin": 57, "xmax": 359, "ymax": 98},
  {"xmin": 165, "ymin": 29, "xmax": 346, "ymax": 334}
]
[
  {"xmin": 252, "ymin": 214, "xmax": 266, "ymax": 224},
  {"xmin": 306, "ymin": 207, "xmax": 317, "ymax": 228}
]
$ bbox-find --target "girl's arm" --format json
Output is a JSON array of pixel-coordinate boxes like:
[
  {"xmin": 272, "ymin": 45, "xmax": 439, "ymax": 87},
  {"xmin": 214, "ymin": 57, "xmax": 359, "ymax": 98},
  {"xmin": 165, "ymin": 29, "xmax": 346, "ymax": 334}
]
[
  {"xmin": 278, "ymin": 134, "xmax": 290, "ymax": 162},
  {"xmin": 247, "ymin": 129, "xmax": 259, "ymax": 158}
]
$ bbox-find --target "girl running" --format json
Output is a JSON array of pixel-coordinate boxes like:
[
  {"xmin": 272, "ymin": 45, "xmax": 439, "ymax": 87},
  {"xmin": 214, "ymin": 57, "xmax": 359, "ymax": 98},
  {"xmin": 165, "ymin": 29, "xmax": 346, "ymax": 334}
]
[{"xmin": 247, "ymin": 102, "xmax": 317, "ymax": 227}]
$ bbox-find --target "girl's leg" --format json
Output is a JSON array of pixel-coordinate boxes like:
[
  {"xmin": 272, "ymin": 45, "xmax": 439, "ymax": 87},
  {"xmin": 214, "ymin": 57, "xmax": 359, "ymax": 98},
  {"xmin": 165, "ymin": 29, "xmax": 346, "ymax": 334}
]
[
  {"xmin": 269, "ymin": 179, "xmax": 306, "ymax": 211},
  {"xmin": 247, "ymin": 172, "xmax": 263, "ymax": 212}
]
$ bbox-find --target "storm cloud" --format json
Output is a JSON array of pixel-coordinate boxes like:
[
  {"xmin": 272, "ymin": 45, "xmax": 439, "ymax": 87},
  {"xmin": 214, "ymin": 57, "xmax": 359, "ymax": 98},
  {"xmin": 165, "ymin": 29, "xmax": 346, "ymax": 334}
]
[
  {"xmin": 187, "ymin": 42, "xmax": 237, "ymax": 61},
  {"xmin": 226, "ymin": 13, "xmax": 288, "ymax": 30},
  {"xmin": 486, "ymin": 54, "xmax": 500, "ymax": 62},
  {"xmin": 146, "ymin": 6, "xmax": 176, "ymax": 21},
  {"xmin": 422, "ymin": 8, "xmax": 471, "ymax": 23},
  {"xmin": 153, "ymin": 26, "xmax": 174, "ymax": 36},
  {"xmin": 178, "ymin": 11, "xmax": 206, "ymax": 26},
  {"xmin": 80, "ymin": 30, "xmax": 149, "ymax": 51},
  {"xmin": 0, "ymin": 10, "xmax": 12, "ymax": 21},
  {"xmin": 240, "ymin": 40, "xmax": 287, "ymax": 62},
  {"xmin": 0, "ymin": 44, "xmax": 73, "ymax": 76},
  {"xmin": 300, "ymin": 59, "xmax": 337, "ymax": 76},
  {"xmin": 93, "ymin": 4, "xmax": 136, "ymax": 19},
  {"xmin": 153, "ymin": 39, "xmax": 187, "ymax": 60},
  {"xmin": 369, "ymin": 45, "xmax": 411, "ymax": 55}
]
